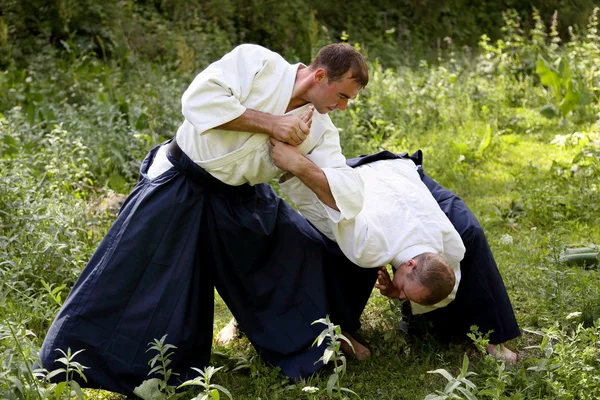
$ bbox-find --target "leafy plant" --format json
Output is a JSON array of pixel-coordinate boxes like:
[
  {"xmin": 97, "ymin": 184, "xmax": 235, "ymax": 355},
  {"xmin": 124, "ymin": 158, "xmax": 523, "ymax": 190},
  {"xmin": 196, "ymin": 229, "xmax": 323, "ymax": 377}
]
[
  {"xmin": 43, "ymin": 348, "xmax": 89, "ymax": 400},
  {"xmin": 134, "ymin": 335, "xmax": 181, "ymax": 400},
  {"xmin": 177, "ymin": 366, "xmax": 232, "ymax": 400},
  {"xmin": 0, "ymin": 314, "xmax": 44, "ymax": 400},
  {"xmin": 424, "ymin": 354, "xmax": 478, "ymax": 400},
  {"xmin": 308, "ymin": 316, "xmax": 361, "ymax": 400},
  {"xmin": 536, "ymin": 55, "xmax": 592, "ymax": 120}
]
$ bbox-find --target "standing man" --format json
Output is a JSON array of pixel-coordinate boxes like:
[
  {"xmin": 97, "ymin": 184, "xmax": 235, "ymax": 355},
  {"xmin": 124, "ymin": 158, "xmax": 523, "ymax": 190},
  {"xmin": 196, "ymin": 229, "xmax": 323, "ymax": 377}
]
[{"xmin": 40, "ymin": 43, "xmax": 368, "ymax": 395}]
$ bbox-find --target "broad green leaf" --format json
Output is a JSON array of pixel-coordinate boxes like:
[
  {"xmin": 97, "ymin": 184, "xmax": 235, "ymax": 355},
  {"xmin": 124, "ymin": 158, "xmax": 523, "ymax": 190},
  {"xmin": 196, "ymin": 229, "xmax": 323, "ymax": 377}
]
[
  {"xmin": 46, "ymin": 369, "xmax": 66, "ymax": 380},
  {"xmin": 456, "ymin": 386, "xmax": 477, "ymax": 400},
  {"xmin": 428, "ymin": 369, "xmax": 455, "ymax": 382},
  {"xmin": 339, "ymin": 355, "xmax": 347, "ymax": 375},
  {"xmin": 444, "ymin": 380, "xmax": 461, "ymax": 393},
  {"xmin": 559, "ymin": 86, "xmax": 581, "ymax": 115},
  {"xmin": 8, "ymin": 375, "xmax": 24, "ymax": 395},
  {"xmin": 458, "ymin": 353, "xmax": 470, "ymax": 378},
  {"xmin": 477, "ymin": 125, "xmax": 492, "ymax": 154},
  {"xmin": 71, "ymin": 380, "xmax": 85, "ymax": 400},
  {"xmin": 536, "ymin": 56, "xmax": 559, "ymax": 92},
  {"xmin": 424, "ymin": 395, "xmax": 447, "ymax": 400},
  {"xmin": 461, "ymin": 378, "xmax": 477, "ymax": 390},
  {"xmin": 211, "ymin": 384, "xmax": 233, "ymax": 400},
  {"xmin": 53, "ymin": 381, "xmax": 67, "ymax": 399},
  {"xmin": 74, "ymin": 367, "xmax": 88, "ymax": 382},
  {"xmin": 340, "ymin": 387, "xmax": 361, "ymax": 399},
  {"xmin": 323, "ymin": 348, "xmax": 334, "ymax": 365},
  {"xmin": 326, "ymin": 373, "xmax": 338, "ymax": 396},
  {"xmin": 311, "ymin": 318, "xmax": 328, "ymax": 326},
  {"xmin": 133, "ymin": 378, "xmax": 167, "ymax": 400},
  {"xmin": 557, "ymin": 58, "xmax": 573, "ymax": 81},
  {"xmin": 108, "ymin": 171, "xmax": 127, "ymax": 192},
  {"xmin": 540, "ymin": 104, "xmax": 559, "ymax": 119},
  {"xmin": 338, "ymin": 334, "xmax": 354, "ymax": 350},
  {"xmin": 177, "ymin": 378, "xmax": 203, "ymax": 389},
  {"xmin": 312, "ymin": 331, "xmax": 328, "ymax": 348},
  {"xmin": 149, "ymin": 365, "xmax": 163, "ymax": 376}
]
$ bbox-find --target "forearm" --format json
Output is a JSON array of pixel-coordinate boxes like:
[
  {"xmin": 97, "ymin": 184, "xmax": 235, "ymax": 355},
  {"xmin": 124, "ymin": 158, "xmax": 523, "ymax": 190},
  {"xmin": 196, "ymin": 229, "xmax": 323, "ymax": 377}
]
[
  {"xmin": 292, "ymin": 157, "xmax": 338, "ymax": 211},
  {"xmin": 216, "ymin": 109, "xmax": 274, "ymax": 135}
]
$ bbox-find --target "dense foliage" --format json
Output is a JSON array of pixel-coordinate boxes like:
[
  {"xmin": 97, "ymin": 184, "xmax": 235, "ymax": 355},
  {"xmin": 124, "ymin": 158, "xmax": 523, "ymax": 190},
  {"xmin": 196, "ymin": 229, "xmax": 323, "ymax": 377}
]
[
  {"xmin": 1, "ymin": 4, "xmax": 599, "ymax": 400},
  {"xmin": 1, "ymin": 0, "xmax": 599, "ymax": 67}
]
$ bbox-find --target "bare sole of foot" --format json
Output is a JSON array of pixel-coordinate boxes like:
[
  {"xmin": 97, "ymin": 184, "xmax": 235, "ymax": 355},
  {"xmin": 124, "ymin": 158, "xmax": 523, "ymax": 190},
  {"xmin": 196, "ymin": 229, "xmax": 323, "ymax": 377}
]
[
  {"xmin": 216, "ymin": 319, "xmax": 238, "ymax": 346},
  {"xmin": 486, "ymin": 343, "xmax": 518, "ymax": 364},
  {"xmin": 340, "ymin": 331, "xmax": 371, "ymax": 361}
]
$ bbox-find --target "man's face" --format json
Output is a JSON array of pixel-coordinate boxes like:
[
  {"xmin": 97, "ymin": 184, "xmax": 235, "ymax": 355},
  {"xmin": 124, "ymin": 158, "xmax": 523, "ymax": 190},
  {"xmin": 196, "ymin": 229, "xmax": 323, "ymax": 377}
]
[
  {"xmin": 311, "ymin": 70, "xmax": 362, "ymax": 114},
  {"xmin": 393, "ymin": 265, "xmax": 430, "ymax": 305}
]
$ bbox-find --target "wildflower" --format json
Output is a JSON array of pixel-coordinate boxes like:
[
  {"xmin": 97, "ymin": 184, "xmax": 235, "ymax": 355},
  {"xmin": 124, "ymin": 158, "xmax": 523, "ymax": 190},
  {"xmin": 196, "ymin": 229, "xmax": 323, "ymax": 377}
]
[
  {"xmin": 499, "ymin": 234, "xmax": 513, "ymax": 245},
  {"xmin": 566, "ymin": 311, "xmax": 582, "ymax": 320}
]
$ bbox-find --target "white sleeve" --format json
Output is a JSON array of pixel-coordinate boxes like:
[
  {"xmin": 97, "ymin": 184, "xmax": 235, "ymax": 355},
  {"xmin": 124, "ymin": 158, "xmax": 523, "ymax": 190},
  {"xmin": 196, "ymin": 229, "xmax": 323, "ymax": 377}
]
[
  {"xmin": 180, "ymin": 44, "xmax": 272, "ymax": 134},
  {"xmin": 280, "ymin": 124, "xmax": 364, "ymax": 223}
]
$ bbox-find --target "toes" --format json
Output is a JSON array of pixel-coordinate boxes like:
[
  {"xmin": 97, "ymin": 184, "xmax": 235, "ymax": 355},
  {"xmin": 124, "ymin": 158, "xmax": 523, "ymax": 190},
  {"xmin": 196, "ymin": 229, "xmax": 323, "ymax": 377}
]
[{"xmin": 215, "ymin": 324, "xmax": 238, "ymax": 346}]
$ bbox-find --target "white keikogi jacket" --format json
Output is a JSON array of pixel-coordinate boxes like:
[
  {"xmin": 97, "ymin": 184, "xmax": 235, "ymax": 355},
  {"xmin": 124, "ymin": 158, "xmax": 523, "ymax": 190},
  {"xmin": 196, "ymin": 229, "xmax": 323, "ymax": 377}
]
[
  {"xmin": 148, "ymin": 44, "xmax": 364, "ymax": 224},
  {"xmin": 282, "ymin": 157, "xmax": 466, "ymax": 315}
]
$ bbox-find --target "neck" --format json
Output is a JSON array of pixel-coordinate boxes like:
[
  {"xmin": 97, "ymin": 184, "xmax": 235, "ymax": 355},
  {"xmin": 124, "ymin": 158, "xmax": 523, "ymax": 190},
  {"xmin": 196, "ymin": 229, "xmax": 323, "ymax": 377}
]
[{"xmin": 286, "ymin": 65, "xmax": 313, "ymax": 113}]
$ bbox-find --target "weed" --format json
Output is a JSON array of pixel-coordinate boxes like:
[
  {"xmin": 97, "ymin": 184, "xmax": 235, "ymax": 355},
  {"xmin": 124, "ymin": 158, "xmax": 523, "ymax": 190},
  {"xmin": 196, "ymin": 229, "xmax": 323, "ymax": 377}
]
[
  {"xmin": 308, "ymin": 316, "xmax": 361, "ymax": 400},
  {"xmin": 178, "ymin": 366, "xmax": 232, "ymax": 400},
  {"xmin": 424, "ymin": 354, "xmax": 478, "ymax": 400}
]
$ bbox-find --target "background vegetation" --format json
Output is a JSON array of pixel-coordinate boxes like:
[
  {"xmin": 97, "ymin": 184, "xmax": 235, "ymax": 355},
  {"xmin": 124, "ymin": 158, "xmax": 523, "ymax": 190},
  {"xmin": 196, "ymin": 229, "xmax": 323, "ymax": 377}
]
[{"xmin": 1, "ymin": 2, "xmax": 599, "ymax": 399}]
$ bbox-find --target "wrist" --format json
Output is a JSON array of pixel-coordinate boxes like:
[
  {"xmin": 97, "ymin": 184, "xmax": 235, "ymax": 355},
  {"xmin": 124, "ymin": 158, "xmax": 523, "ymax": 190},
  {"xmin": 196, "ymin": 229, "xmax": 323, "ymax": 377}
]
[
  {"xmin": 265, "ymin": 113, "xmax": 277, "ymax": 137},
  {"xmin": 289, "ymin": 154, "xmax": 313, "ymax": 176}
]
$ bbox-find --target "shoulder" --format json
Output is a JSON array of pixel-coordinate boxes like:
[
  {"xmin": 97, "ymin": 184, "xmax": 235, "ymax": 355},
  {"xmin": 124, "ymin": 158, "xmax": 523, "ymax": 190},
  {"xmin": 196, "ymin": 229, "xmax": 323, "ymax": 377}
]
[{"xmin": 230, "ymin": 44, "xmax": 287, "ymax": 64}]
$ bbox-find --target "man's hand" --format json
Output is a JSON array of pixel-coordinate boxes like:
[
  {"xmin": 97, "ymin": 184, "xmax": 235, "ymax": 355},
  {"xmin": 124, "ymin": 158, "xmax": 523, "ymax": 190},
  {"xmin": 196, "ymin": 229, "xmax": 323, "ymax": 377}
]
[
  {"xmin": 375, "ymin": 267, "xmax": 401, "ymax": 299},
  {"xmin": 270, "ymin": 106, "xmax": 313, "ymax": 145},
  {"xmin": 270, "ymin": 138, "xmax": 305, "ymax": 173},
  {"xmin": 270, "ymin": 134, "xmax": 339, "ymax": 211},
  {"xmin": 217, "ymin": 106, "xmax": 313, "ymax": 146}
]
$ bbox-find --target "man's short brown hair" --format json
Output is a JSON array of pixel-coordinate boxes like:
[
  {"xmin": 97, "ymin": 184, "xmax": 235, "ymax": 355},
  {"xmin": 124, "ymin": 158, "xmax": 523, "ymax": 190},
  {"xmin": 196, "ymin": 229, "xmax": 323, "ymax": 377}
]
[
  {"xmin": 408, "ymin": 252, "xmax": 455, "ymax": 306},
  {"xmin": 311, "ymin": 43, "xmax": 369, "ymax": 88}
]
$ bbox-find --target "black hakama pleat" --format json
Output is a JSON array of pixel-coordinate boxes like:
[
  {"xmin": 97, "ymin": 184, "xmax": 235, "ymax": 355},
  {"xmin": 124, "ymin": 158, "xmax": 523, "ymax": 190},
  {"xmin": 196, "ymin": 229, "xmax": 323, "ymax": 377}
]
[{"xmin": 39, "ymin": 141, "xmax": 331, "ymax": 395}]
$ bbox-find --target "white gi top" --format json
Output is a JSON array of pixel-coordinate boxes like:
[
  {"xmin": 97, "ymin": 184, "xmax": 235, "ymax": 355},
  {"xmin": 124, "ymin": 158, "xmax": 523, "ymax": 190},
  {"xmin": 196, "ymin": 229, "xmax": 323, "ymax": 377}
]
[
  {"xmin": 147, "ymin": 44, "xmax": 364, "ymax": 222},
  {"xmin": 282, "ymin": 157, "xmax": 466, "ymax": 315}
]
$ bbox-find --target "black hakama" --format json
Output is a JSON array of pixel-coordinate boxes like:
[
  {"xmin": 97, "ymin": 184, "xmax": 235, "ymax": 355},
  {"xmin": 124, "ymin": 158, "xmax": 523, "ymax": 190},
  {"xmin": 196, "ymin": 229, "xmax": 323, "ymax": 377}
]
[
  {"xmin": 328, "ymin": 151, "xmax": 521, "ymax": 345},
  {"xmin": 39, "ymin": 141, "xmax": 333, "ymax": 395}
]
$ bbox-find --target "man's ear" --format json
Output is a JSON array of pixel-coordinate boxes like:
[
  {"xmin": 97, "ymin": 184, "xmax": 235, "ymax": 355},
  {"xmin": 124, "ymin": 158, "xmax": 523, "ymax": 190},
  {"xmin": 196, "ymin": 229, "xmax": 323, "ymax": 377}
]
[
  {"xmin": 406, "ymin": 258, "xmax": 418, "ymax": 272},
  {"xmin": 314, "ymin": 68, "xmax": 328, "ymax": 83}
]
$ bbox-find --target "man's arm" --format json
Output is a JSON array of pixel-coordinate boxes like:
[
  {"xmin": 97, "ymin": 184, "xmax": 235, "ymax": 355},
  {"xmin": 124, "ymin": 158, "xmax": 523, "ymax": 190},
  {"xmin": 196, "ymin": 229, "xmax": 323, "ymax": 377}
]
[
  {"xmin": 218, "ymin": 109, "xmax": 312, "ymax": 146},
  {"xmin": 181, "ymin": 44, "xmax": 310, "ymax": 146},
  {"xmin": 270, "ymin": 138, "xmax": 338, "ymax": 210},
  {"xmin": 278, "ymin": 115, "xmax": 365, "ymax": 224}
]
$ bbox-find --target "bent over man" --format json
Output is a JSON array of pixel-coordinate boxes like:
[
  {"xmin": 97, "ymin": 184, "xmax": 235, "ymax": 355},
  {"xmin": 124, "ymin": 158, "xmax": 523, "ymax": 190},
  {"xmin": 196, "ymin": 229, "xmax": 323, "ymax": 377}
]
[{"xmin": 323, "ymin": 151, "xmax": 521, "ymax": 362}]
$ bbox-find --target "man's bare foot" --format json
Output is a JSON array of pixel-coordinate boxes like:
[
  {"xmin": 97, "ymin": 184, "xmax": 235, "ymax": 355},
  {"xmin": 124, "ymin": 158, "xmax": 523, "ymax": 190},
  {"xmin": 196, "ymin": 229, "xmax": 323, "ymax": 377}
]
[
  {"xmin": 485, "ymin": 343, "xmax": 518, "ymax": 364},
  {"xmin": 215, "ymin": 318, "xmax": 238, "ymax": 346},
  {"xmin": 340, "ymin": 331, "xmax": 371, "ymax": 360}
]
